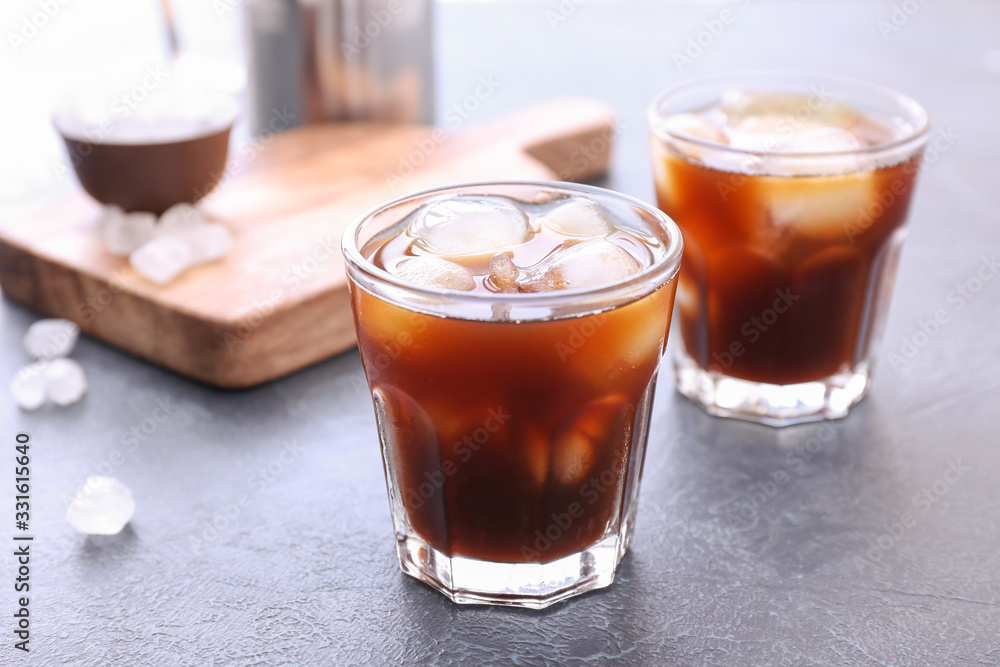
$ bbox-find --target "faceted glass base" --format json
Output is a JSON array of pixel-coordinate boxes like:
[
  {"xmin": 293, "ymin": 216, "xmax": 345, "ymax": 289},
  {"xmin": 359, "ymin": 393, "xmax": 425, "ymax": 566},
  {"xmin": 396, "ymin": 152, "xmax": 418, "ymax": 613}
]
[
  {"xmin": 395, "ymin": 531, "xmax": 624, "ymax": 609},
  {"xmin": 673, "ymin": 352, "xmax": 871, "ymax": 427}
]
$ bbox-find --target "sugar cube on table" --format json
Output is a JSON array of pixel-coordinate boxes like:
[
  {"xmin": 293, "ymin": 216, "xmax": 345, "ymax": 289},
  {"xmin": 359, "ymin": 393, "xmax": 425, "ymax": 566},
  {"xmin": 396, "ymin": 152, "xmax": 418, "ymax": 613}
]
[
  {"xmin": 23, "ymin": 318, "xmax": 79, "ymax": 359},
  {"xmin": 65, "ymin": 476, "xmax": 135, "ymax": 535},
  {"xmin": 44, "ymin": 358, "xmax": 88, "ymax": 406},
  {"xmin": 10, "ymin": 362, "xmax": 49, "ymax": 411}
]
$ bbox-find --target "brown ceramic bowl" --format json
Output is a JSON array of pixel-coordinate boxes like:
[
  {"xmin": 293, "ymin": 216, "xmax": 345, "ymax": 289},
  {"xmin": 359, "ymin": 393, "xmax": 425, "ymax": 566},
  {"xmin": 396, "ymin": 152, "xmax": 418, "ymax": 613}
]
[{"xmin": 54, "ymin": 87, "xmax": 239, "ymax": 215}]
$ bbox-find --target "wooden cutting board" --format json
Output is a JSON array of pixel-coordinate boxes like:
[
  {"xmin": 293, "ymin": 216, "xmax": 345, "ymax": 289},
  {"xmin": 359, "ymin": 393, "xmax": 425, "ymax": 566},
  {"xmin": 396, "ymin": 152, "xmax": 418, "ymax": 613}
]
[{"xmin": 0, "ymin": 99, "xmax": 616, "ymax": 388}]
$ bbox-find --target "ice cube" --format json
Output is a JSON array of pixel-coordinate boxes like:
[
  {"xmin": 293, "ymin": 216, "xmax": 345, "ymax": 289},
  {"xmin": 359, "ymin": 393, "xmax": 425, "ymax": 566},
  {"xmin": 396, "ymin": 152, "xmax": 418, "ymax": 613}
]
[
  {"xmin": 45, "ymin": 358, "xmax": 87, "ymax": 406},
  {"xmin": 10, "ymin": 362, "xmax": 49, "ymax": 411},
  {"xmin": 761, "ymin": 169, "xmax": 876, "ymax": 237},
  {"xmin": 100, "ymin": 207, "xmax": 156, "ymax": 257},
  {"xmin": 676, "ymin": 272, "xmax": 700, "ymax": 317},
  {"xmin": 537, "ymin": 198, "xmax": 615, "ymax": 237},
  {"xmin": 721, "ymin": 91, "xmax": 863, "ymax": 174},
  {"xmin": 411, "ymin": 197, "xmax": 530, "ymax": 256},
  {"xmin": 552, "ymin": 431, "xmax": 595, "ymax": 486},
  {"xmin": 130, "ymin": 235, "xmax": 194, "ymax": 284},
  {"xmin": 719, "ymin": 89, "xmax": 761, "ymax": 119},
  {"xmin": 733, "ymin": 113, "xmax": 824, "ymax": 137},
  {"xmin": 731, "ymin": 127, "xmax": 863, "ymax": 176},
  {"xmin": 661, "ymin": 112, "xmax": 729, "ymax": 145},
  {"xmin": 659, "ymin": 113, "xmax": 735, "ymax": 168},
  {"xmin": 730, "ymin": 124, "xmax": 859, "ymax": 150},
  {"xmin": 23, "ymin": 318, "xmax": 79, "ymax": 360},
  {"xmin": 721, "ymin": 90, "xmax": 859, "ymax": 129},
  {"xmin": 774, "ymin": 127, "xmax": 862, "ymax": 175},
  {"xmin": 391, "ymin": 256, "xmax": 476, "ymax": 291},
  {"xmin": 518, "ymin": 239, "xmax": 641, "ymax": 293},
  {"xmin": 65, "ymin": 476, "xmax": 135, "ymax": 535},
  {"xmin": 552, "ymin": 395, "xmax": 630, "ymax": 486},
  {"xmin": 517, "ymin": 426, "xmax": 549, "ymax": 487},
  {"xmin": 171, "ymin": 223, "xmax": 233, "ymax": 263},
  {"xmin": 780, "ymin": 127, "xmax": 861, "ymax": 154},
  {"xmin": 156, "ymin": 203, "xmax": 206, "ymax": 236},
  {"xmin": 488, "ymin": 253, "xmax": 519, "ymax": 292}
]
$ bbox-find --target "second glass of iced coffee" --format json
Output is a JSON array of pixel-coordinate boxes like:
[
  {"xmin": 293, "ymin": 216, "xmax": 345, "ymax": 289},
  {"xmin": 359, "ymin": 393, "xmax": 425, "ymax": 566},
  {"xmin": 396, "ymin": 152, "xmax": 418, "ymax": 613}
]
[{"xmin": 649, "ymin": 72, "xmax": 930, "ymax": 426}]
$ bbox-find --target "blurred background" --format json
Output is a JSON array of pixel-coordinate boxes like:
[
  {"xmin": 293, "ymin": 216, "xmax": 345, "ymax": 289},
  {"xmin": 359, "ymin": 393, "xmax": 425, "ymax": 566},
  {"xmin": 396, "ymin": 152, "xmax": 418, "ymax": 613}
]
[{"xmin": 6, "ymin": 0, "xmax": 997, "ymax": 214}]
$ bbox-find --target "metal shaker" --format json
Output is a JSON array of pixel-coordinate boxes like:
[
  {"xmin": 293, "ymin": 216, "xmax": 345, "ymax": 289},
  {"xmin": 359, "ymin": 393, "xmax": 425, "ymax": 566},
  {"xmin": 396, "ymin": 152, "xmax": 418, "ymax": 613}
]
[{"xmin": 244, "ymin": 0, "xmax": 434, "ymax": 134}]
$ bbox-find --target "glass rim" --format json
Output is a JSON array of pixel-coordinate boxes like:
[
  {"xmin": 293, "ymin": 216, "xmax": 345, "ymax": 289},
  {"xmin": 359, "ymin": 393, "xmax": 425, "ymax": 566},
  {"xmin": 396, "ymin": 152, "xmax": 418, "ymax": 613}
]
[
  {"xmin": 341, "ymin": 180, "xmax": 684, "ymax": 307},
  {"xmin": 648, "ymin": 70, "xmax": 931, "ymax": 159}
]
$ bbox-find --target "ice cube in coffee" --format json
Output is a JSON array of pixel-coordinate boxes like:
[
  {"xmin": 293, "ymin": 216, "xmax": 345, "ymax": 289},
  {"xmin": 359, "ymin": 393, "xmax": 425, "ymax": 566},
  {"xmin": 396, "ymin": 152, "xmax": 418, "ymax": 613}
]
[
  {"xmin": 343, "ymin": 183, "xmax": 683, "ymax": 608},
  {"xmin": 649, "ymin": 73, "xmax": 930, "ymax": 425}
]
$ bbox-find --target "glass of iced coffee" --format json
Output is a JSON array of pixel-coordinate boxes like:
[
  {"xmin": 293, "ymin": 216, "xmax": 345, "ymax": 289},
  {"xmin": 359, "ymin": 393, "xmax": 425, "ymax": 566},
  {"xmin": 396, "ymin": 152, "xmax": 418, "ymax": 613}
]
[
  {"xmin": 649, "ymin": 72, "xmax": 929, "ymax": 426},
  {"xmin": 343, "ymin": 182, "xmax": 683, "ymax": 608}
]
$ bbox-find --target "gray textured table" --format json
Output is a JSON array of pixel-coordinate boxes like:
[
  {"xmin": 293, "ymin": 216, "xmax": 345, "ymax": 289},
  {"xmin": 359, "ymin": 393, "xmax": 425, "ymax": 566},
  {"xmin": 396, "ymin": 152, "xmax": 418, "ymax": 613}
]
[{"xmin": 3, "ymin": 1, "xmax": 999, "ymax": 665}]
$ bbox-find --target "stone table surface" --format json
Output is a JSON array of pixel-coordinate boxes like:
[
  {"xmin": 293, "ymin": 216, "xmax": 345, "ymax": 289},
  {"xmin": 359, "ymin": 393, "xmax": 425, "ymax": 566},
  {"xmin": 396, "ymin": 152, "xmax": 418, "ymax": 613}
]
[{"xmin": 2, "ymin": 1, "xmax": 999, "ymax": 665}]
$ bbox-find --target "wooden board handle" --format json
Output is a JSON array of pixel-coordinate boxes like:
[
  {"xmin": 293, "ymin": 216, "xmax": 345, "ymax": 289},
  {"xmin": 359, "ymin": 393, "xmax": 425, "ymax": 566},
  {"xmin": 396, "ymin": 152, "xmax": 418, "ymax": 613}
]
[{"xmin": 470, "ymin": 98, "xmax": 617, "ymax": 182}]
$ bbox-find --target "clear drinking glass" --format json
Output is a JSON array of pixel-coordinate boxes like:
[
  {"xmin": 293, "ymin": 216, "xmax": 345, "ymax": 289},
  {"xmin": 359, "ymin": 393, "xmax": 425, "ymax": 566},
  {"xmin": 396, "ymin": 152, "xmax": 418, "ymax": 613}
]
[
  {"xmin": 342, "ymin": 182, "xmax": 683, "ymax": 608},
  {"xmin": 649, "ymin": 72, "xmax": 930, "ymax": 426}
]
